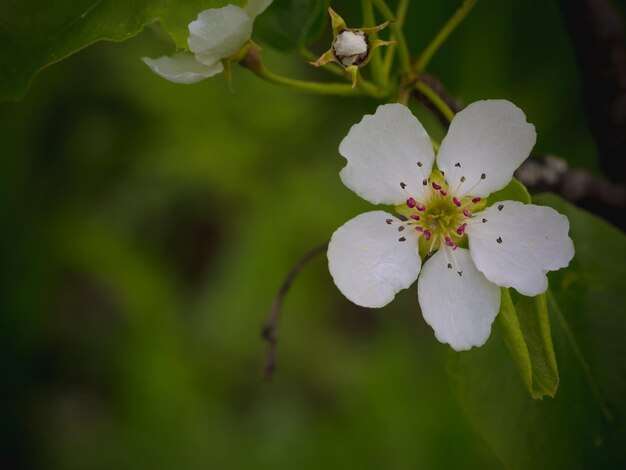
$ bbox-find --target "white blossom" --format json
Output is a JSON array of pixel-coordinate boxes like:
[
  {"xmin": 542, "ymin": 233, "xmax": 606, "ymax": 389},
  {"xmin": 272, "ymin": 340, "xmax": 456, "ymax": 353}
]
[
  {"xmin": 142, "ymin": 0, "xmax": 272, "ymax": 84},
  {"xmin": 328, "ymin": 101, "xmax": 575, "ymax": 351}
]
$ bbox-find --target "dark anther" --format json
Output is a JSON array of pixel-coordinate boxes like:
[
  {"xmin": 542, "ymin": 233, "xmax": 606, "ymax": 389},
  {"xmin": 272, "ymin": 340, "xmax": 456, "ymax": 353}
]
[
  {"xmin": 417, "ymin": 161, "xmax": 422, "ymax": 167},
  {"xmin": 398, "ymin": 226, "xmax": 405, "ymax": 232},
  {"xmin": 397, "ymin": 214, "xmax": 408, "ymax": 221},
  {"xmin": 422, "ymin": 179, "xmax": 428, "ymax": 186},
  {"xmin": 386, "ymin": 219, "xmax": 393, "ymax": 224},
  {"xmin": 482, "ymin": 218, "xmax": 488, "ymax": 223},
  {"xmin": 496, "ymin": 237, "xmax": 502, "ymax": 244},
  {"xmin": 457, "ymin": 271, "xmax": 463, "ymax": 277},
  {"xmin": 481, "ymin": 173, "xmax": 486, "ymax": 179},
  {"xmin": 441, "ymin": 171, "xmax": 445, "ymax": 176},
  {"xmin": 447, "ymin": 263, "xmax": 452, "ymax": 269},
  {"xmin": 398, "ymin": 237, "xmax": 406, "ymax": 242},
  {"xmin": 454, "ymin": 162, "xmax": 461, "ymax": 168},
  {"xmin": 460, "ymin": 176, "xmax": 466, "ymax": 183},
  {"xmin": 498, "ymin": 204, "xmax": 504, "ymax": 211},
  {"xmin": 400, "ymin": 182, "xmax": 407, "ymax": 189}
]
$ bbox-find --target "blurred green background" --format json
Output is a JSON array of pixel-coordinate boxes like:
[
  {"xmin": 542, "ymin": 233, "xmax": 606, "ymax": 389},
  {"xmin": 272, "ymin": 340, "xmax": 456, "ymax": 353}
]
[{"xmin": 0, "ymin": 0, "xmax": 620, "ymax": 468}]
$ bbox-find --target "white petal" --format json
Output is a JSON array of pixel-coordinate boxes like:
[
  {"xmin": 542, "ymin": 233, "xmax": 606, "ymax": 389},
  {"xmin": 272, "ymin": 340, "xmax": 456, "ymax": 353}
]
[
  {"xmin": 339, "ymin": 104, "xmax": 436, "ymax": 205},
  {"xmin": 418, "ymin": 248, "xmax": 501, "ymax": 351},
  {"xmin": 188, "ymin": 5, "xmax": 253, "ymax": 65},
  {"xmin": 437, "ymin": 100, "xmax": 536, "ymax": 198},
  {"xmin": 245, "ymin": 0, "xmax": 273, "ymax": 18},
  {"xmin": 141, "ymin": 52, "xmax": 223, "ymax": 84},
  {"xmin": 328, "ymin": 211, "xmax": 422, "ymax": 308},
  {"xmin": 467, "ymin": 201, "xmax": 575, "ymax": 296}
]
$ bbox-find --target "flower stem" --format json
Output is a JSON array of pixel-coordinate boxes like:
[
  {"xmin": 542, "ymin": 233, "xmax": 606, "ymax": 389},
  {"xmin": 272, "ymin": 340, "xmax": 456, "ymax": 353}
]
[
  {"xmin": 414, "ymin": 81, "xmax": 455, "ymax": 122},
  {"xmin": 382, "ymin": 0, "xmax": 410, "ymax": 79},
  {"xmin": 362, "ymin": 0, "xmax": 386, "ymax": 86},
  {"xmin": 547, "ymin": 289, "xmax": 614, "ymax": 424},
  {"xmin": 371, "ymin": 0, "xmax": 411, "ymax": 76},
  {"xmin": 414, "ymin": 0, "xmax": 477, "ymax": 72}
]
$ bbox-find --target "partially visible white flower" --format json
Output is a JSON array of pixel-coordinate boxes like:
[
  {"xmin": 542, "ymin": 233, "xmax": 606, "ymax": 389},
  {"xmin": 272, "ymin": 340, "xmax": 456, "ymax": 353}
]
[
  {"xmin": 328, "ymin": 101, "xmax": 575, "ymax": 351},
  {"xmin": 142, "ymin": 0, "xmax": 272, "ymax": 84}
]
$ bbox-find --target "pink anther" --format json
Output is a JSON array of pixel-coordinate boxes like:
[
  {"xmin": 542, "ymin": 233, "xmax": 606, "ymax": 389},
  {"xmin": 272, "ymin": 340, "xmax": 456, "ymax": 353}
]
[
  {"xmin": 406, "ymin": 198, "xmax": 416, "ymax": 208},
  {"xmin": 431, "ymin": 182, "xmax": 442, "ymax": 190},
  {"xmin": 453, "ymin": 197, "xmax": 461, "ymax": 207},
  {"xmin": 463, "ymin": 209, "xmax": 472, "ymax": 217}
]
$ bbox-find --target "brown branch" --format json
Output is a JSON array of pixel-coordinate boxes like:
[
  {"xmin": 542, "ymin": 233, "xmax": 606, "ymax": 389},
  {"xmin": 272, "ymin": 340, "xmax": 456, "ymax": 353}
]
[
  {"xmin": 261, "ymin": 243, "xmax": 328, "ymax": 380},
  {"xmin": 411, "ymin": 73, "xmax": 462, "ymax": 128}
]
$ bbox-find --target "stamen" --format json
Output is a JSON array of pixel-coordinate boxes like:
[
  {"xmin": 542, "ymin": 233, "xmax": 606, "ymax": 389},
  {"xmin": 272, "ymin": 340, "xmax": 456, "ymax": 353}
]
[
  {"xmin": 460, "ymin": 176, "xmax": 466, "ymax": 183},
  {"xmin": 415, "ymin": 226, "xmax": 423, "ymax": 232},
  {"xmin": 398, "ymin": 226, "xmax": 405, "ymax": 232},
  {"xmin": 417, "ymin": 161, "xmax": 422, "ymax": 167},
  {"xmin": 458, "ymin": 271, "xmax": 463, "ymax": 277},
  {"xmin": 453, "ymin": 197, "xmax": 462, "ymax": 207},
  {"xmin": 431, "ymin": 182, "xmax": 442, "ymax": 190},
  {"xmin": 463, "ymin": 209, "xmax": 472, "ymax": 217},
  {"xmin": 423, "ymin": 230, "xmax": 431, "ymax": 241},
  {"xmin": 456, "ymin": 223, "xmax": 467, "ymax": 235},
  {"xmin": 498, "ymin": 204, "xmax": 504, "ymax": 211},
  {"xmin": 440, "ymin": 190, "xmax": 447, "ymax": 196},
  {"xmin": 482, "ymin": 218, "xmax": 488, "ymax": 223},
  {"xmin": 454, "ymin": 162, "xmax": 461, "ymax": 168},
  {"xmin": 496, "ymin": 237, "xmax": 503, "ymax": 244},
  {"xmin": 481, "ymin": 173, "xmax": 486, "ymax": 179},
  {"xmin": 400, "ymin": 182, "xmax": 407, "ymax": 189},
  {"xmin": 416, "ymin": 204, "xmax": 426, "ymax": 212},
  {"xmin": 472, "ymin": 197, "xmax": 481, "ymax": 203},
  {"xmin": 447, "ymin": 263, "xmax": 452, "ymax": 269},
  {"xmin": 406, "ymin": 198, "xmax": 416, "ymax": 208},
  {"xmin": 398, "ymin": 237, "xmax": 406, "ymax": 242},
  {"xmin": 410, "ymin": 215, "xmax": 420, "ymax": 221},
  {"xmin": 444, "ymin": 236, "xmax": 458, "ymax": 250},
  {"xmin": 386, "ymin": 218, "xmax": 393, "ymax": 224},
  {"xmin": 422, "ymin": 179, "xmax": 428, "ymax": 186}
]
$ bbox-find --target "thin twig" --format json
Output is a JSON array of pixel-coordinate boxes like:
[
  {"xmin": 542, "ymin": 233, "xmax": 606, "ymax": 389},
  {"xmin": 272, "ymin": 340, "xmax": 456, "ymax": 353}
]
[{"xmin": 261, "ymin": 243, "xmax": 329, "ymax": 380}]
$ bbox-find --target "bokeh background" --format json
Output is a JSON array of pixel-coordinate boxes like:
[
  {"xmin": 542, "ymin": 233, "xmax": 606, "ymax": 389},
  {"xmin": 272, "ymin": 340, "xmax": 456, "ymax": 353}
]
[{"xmin": 1, "ymin": 0, "xmax": 623, "ymax": 468}]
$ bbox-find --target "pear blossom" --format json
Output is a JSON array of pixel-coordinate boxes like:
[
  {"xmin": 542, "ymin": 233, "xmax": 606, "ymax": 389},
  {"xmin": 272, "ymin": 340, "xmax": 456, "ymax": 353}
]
[
  {"xmin": 142, "ymin": 0, "xmax": 272, "ymax": 84},
  {"xmin": 328, "ymin": 101, "xmax": 574, "ymax": 351}
]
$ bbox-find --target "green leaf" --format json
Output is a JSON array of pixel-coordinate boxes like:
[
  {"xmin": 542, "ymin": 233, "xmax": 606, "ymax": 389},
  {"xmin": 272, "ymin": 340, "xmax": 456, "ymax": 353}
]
[
  {"xmin": 488, "ymin": 177, "xmax": 531, "ymax": 205},
  {"xmin": 448, "ymin": 194, "xmax": 626, "ymax": 468},
  {"xmin": 254, "ymin": 0, "xmax": 330, "ymax": 53},
  {"xmin": 0, "ymin": 0, "xmax": 243, "ymax": 101}
]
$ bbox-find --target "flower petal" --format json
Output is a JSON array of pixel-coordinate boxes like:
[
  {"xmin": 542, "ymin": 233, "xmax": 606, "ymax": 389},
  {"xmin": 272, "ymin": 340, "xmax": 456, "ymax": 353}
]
[
  {"xmin": 245, "ymin": 0, "xmax": 273, "ymax": 18},
  {"xmin": 338, "ymin": 103, "xmax": 435, "ymax": 205},
  {"xmin": 418, "ymin": 248, "xmax": 501, "ymax": 351},
  {"xmin": 328, "ymin": 211, "xmax": 422, "ymax": 308},
  {"xmin": 467, "ymin": 201, "xmax": 574, "ymax": 296},
  {"xmin": 141, "ymin": 52, "xmax": 223, "ymax": 84},
  {"xmin": 437, "ymin": 100, "xmax": 536, "ymax": 198},
  {"xmin": 188, "ymin": 5, "xmax": 253, "ymax": 65}
]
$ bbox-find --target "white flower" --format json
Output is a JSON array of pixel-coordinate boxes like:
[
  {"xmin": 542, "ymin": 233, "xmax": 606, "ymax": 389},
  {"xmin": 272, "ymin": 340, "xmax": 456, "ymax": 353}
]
[
  {"xmin": 142, "ymin": 0, "xmax": 272, "ymax": 84},
  {"xmin": 328, "ymin": 101, "xmax": 575, "ymax": 351}
]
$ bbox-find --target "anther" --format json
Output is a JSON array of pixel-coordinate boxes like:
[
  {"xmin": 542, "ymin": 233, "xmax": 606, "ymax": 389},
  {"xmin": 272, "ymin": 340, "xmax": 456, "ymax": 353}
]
[
  {"xmin": 447, "ymin": 263, "xmax": 452, "ymax": 269},
  {"xmin": 463, "ymin": 209, "xmax": 472, "ymax": 217},
  {"xmin": 398, "ymin": 237, "xmax": 406, "ymax": 242},
  {"xmin": 496, "ymin": 237, "xmax": 502, "ymax": 244},
  {"xmin": 456, "ymin": 223, "xmax": 467, "ymax": 235},
  {"xmin": 422, "ymin": 179, "xmax": 428, "ymax": 186},
  {"xmin": 406, "ymin": 197, "xmax": 416, "ymax": 208},
  {"xmin": 441, "ymin": 171, "xmax": 445, "ymax": 177},
  {"xmin": 423, "ymin": 230, "xmax": 431, "ymax": 241},
  {"xmin": 398, "ymin": 226, "xmax": 405, "ymax": 232},
  {"xmin": 397, "ymin": 215, "xmax": 408, "ymax": 221},
  {"xmin": 482, "ymin": 218, "xmax": 488, "ymax": 223},
  {"xmin": 458, "ymin": 271, "xmax": 463, "ymax": 277},
  {"xmin": 415, "ymin": 226, "xmax": 423, "ymax": 232},
  {"xmin": 453, "ymin": 197, "xmax": 462, "ymax": 207},
  {"xmin": 400, "ymin": 182, "xmax": 407, "ymax": 189},
  {"xmin": 472, "ymin": 197, "xmax": 481, "ymax": 203},
  {"xmin": 444, "ymin": 236, "xmax": 456, "ymax": 248},
  {"xmin": 498, "ymin": 204, "xmax": 504, "ymax": 211},
  {"xmin": 410, "ymin": 215, "xmax": 420, "ymax": 221},
  {"xmin": 440, "ymin": 190, "xmax": 447, "ymax": 196},
  {"xmin": 460, "ymin": 176, "xmax": 466, "ymax": 183},
  {"xmin": 386, "ymin": 218, "xmax": 393, "ymax": 225},
  {"xmin": 417, "ymin": 161, "xmax": 422, "ymax": 167},
  {"xmin": 416, "ymin": 204, "xmax": 426, "ymax": 212},
  {"xmin": 431, "ymin": 182, "xmax": 442, "ymax": 190},
  {"xmin": 481, "ymin": 173, "xmax": 486, "ymax": 180},
  {"xmin": 454, "ymin": 162, "xmax": 461, "ymax": 168}
]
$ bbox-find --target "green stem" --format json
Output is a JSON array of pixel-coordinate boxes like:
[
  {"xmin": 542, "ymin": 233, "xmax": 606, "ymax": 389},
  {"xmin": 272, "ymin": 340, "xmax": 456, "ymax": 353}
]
[
  {"xmin": 362, "ymin": 0, "xmax": 386, "ymax": 86},
  {"xmin": 382, "ymin": 0, "xmax": 410, "ymax": 79},
  {"xmin": 414, "ymin": 0, "xmax": 477, "ymax": 72},
  {"xmin": 414, "ymin": 81, "xmax": 455, "ymax": 122},
  {"xmin": 372, "ymin": 0, "xmax": 411, "ymax": 76},
  {"xmin": 300, "ymin": 48, "xmax": 348, "ymax": 79},
  {"xmin": 547, "ymin": 289, "xmax": 614, "ymax": 424}
]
